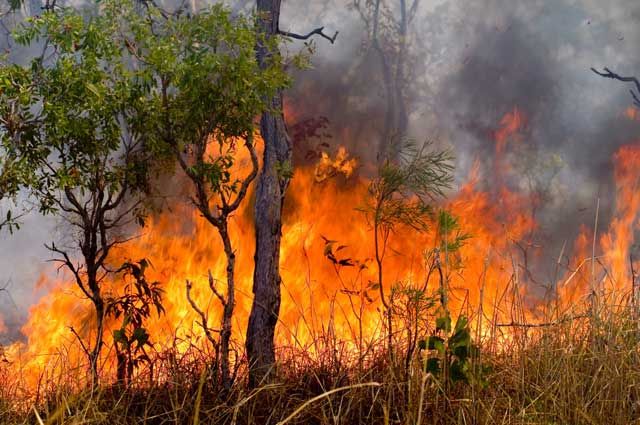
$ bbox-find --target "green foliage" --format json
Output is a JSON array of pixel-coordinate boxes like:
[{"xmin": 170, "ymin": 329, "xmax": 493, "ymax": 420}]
[
  {"xmin": 0, "ymin": 2, "xmax": 153, "ymax": 217},
  {"xmin": 276, "ymin": 159, "xmax": 294, "ymax": 180},
  {"xmin": 115, "ymin": 0, "xmax": 290, "ymax": 203},
  {"xmin": 436, "ymin": 210, "xmax": 471, "ymax": 252},
  {"xmin": 0, "ymin": 0, "xmax": 289, "ymax": 219},
  {"xmin": 106, "ymin": 258, "xmax": 165, "ymax": 383},
  {"xmin": 0, "ymin": 207, "xmax": 21, "ymax": 234},
  {"xmin": 420, "ymin": 313, "xmax": 488, "ymax": 388},
  {"xmin": 362, "ymin": 140, "xmax": 454, "ymax": 234}
]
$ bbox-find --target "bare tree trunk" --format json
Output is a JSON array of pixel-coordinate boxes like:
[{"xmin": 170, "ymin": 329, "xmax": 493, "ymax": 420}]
[
  {"xmin": 89, "ymin": 287, "xmax": 104, "ymax": 384},
  {"xmin": 394, "ymin": 0, "xmax": 409, "ymax": 139},
  {"xmin": 246, "ymin": 0, "xmax": 291, "ymax": 388},
  {"xmin": 372, "ymin": 0, "xmax": 395, "ymax": 159},
  {"xmin": 370, "ymin": 0, "xmax": 417, "ymax": 160},
  {"xmin": 220, "ymin": 224, "xmax": 235, "ymax": 391}
]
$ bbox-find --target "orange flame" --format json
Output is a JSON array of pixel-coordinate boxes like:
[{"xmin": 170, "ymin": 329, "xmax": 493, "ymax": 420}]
[{"xmin": 5, "ymin": 107, "xmax": 640, "ymax": 396}]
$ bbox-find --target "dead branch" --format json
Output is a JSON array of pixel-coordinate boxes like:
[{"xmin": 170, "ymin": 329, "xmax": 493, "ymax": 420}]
[
  {"xmin": 185, "ymin": 280, "xmax": 219, "ymax": 349},
  {"xmin": 69, "ymin": 326, "xmax": 91, "ymax": 361},
  {"xmin": 278, "ymin": 27, "xmax": 338, "ymax": 44},
  {"xmin": 591, "ymin": 67, "xmax": 640, "ymax": 107},
  {"xmin": 496, "ymin": 314, "xmax": 588, "ymax": 328},
  {"xmin": 207, "ymin": 270, "xmax": 226, "ymax": 307}
]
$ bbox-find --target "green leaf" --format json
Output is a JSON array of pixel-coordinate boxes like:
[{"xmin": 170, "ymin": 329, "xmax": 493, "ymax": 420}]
[
  {"xmin": 450, "ymin": 328, "xmax": 471, "ymax": 352},
  {"xmin": 426, "ymin": 335, "xmax": 445, "ymax": 354},
  {"xmin": 113, "ymin": 328, "xmax": 127, "ymax": 344},
  {"xmin": 436, "ymin": 315, "xmax": 451, "ymax": 333},
  {"xmin": 454, "ymin": 315, "xmax": 469, "ymax": 334},
  {"xmin": 425, "ymin": 357, "xmax": 441, "ymax": 375},
  {"xmin": 85, "ymin": 82, "xmax": 101, "ymax": 98},
  {"xmin": 450, "ymin": 359, "xmax": 469, "ymax": 383},
  {"xmin": 132, "ymin": 327, "xmax": 149, "ymax": 345}
]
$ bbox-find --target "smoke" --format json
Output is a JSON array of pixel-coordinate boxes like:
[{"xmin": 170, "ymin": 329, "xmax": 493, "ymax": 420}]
[
  {"xmin": 1, "ymin": 0, "xmax": 640, "ymax": 335},
  {"xmin": 283, "ymin": 0, "xmax": 640, "ymax": 282},
  {"xmin": 428, "ymin": 0, "xmax": 640, "ymax": 278}
]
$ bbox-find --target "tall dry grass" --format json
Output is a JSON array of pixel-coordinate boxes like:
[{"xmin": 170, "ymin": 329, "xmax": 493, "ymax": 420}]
[{"xmin": 1, "ymin": 296, "xmax": 639, "ymax": 424}]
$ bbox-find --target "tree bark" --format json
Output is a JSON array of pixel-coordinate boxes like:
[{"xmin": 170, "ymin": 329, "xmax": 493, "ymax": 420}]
[
  {"xmin": 246, "ymin": 0, "xmax": 291, "ymax": 388},
  {"xmin": 219, "ymin": 224, "xmax": 234, "ymax": 391}
]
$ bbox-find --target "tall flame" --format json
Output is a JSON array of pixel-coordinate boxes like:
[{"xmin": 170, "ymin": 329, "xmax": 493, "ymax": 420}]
[{"xmin": 4, "ymin": 106, "xmax": 640, "ymax": 397}]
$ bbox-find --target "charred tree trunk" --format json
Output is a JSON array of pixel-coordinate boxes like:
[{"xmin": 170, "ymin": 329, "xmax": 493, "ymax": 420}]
[
  {"xmin": 246, "ymin": 0, "xmax": 291, "ymax": 388},
  {"xmin": 89, "ymin": 291, "xmax": 104, "ymax": 383},
  {"xmin": 219, "ymin": 223, "xmax": 235, "ymax": 391}
]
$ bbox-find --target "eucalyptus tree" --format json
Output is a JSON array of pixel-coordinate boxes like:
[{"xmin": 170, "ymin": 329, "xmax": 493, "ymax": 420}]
[
  {"xmin": 124, "ymin": 0, "xmax": 290, "ymax": 390},
  {"xmin": 0, "ymin": 3, "xmax": 155, "ymax": 381},
  {"xmin": 1, "ymin": 0, "xmax": 295, "ymax": 385},
  {"xmin": 247, "ymin": 0, "xmax": 336, "ymax": 388}
]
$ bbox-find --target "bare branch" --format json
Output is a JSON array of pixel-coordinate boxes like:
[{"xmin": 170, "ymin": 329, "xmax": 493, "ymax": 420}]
[
  {"xmin": 69, "ymin": 326, "xmax": 91, "ymax": 361},
  {"xmin": 408, "ymin": 0, "xmax": 420, "ymax": 23},
  {"xmin": 45, "ymin": 242, "xmax": 92, "ymax": 301},
  {"xmin": 207, "ymin": 270, "xmax": 226, "ymax": 307},
  {"xmin": 278, "ymin": 27, "xmax": 338, "ymax": 44},
  {"xmin": 225, "ymin": 136, "xmax": 259, "ymax": 214},
  {"xmin": 496, "ymin": 314, "xmax": 588, "ymax": 328},
  {"xmin": 186, "ymin": 279, "xmax": 219, "ymax": 348},
  {"xmin": 591, "ymin": 67, "xmax": 640, "ymax": 107}
]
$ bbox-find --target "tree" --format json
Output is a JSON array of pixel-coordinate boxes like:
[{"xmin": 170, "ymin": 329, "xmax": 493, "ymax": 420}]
[
  {"xmin": 246, "ymin": 0, "xmax": 336, "ymax": 387},
  {"xmin": 352, "ymin": 0, "xmax": 421, "ymax": 159},
  {"xmin": 121, "ymin": 1, "xmax": 289, "ymax": 390},
  {"xmin": 0, "ymin": 4, "xmax": 153, "ymax": 381},
  {"xmin": 106, "ymin": 259, "xmax": 164, "ymax": 386},
  {"xmin": 360, "ymin": 140, "xmax": 452, "ymax": 355}
]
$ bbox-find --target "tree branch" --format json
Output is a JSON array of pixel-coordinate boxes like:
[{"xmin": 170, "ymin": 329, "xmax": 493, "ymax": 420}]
[
  {"xmin": 69, "ymin": 326, "xmax": 91, "ymax": 361},
  {"xmin": 207, "ymin": 270, "xmax": 226, "ymax": 307},
  {"xmin": 278, "ymin": 27, "xmax": 338, "ymax": 44},
  {"xmin": 225, "ymin": 136, "xmax": 259, "ymax": 214},
  {"xmin": 45, "ymin": 242, "xmax": 92, "ymax": 301},
  {"xmin": 186, "ymin": 279, "xmax": 219, "ymax": 349},
  {"xmin": 591, "ymin": 67, "xmax": 640, "ymax": 107},
  {"xmin": 496, "ymin": 314, "xmax": 588, "ymax": 328}
]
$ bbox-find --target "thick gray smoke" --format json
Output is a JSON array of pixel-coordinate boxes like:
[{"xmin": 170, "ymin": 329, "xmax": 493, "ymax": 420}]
[
  {"xmin": 283, "ymin": 0, "xmax": 640, "ymax": 283},
  {"xmin": 1, "ymin": 0, "xmax": 640, "ymax": 339}
]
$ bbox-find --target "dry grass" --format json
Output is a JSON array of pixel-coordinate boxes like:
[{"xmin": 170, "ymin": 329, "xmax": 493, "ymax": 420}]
[{"xmin": 1, "ymin": 303, "xmax": 640, "ymax": 425}]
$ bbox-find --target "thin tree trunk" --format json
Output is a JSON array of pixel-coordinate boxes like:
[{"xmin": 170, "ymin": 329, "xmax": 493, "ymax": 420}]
[
  {"xmin": 220, "ymin": 224, "xmax": 235, "ymax": 391},
  {"xmin": 372, "ymin": 0, "xmax": 395, "ymax": 159},
  {"xmin": 246, "ymin": 0, "xmax": 291, "ymax": 388},
  {"xmin": 89, "ymin": 291, "xmax": 104, "ymax": 384},
  {"xmin": 371, "ymin": 0, "xmax": 413, "ymax": 160},
  {"xmin": 394, "ymin": 0, "xmax": 409, "ymax": 139}
]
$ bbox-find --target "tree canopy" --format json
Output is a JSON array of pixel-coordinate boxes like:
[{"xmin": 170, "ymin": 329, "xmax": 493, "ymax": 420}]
[{"xmin": 0, "ymin": 0, "xmax": 290, "ymax": 380}]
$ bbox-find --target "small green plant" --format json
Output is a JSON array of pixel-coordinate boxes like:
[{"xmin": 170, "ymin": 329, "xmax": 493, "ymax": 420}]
[
  {"xmin": 421, "ymin": 313, "xmax": 488, "ymax": 389},
  {"xmin": 106, "ymin": 259, "xmax": 164, "ymax": 385},
  {"xmin": 359, "ymin": 140, "xmax": 453, "ymax": 354}
]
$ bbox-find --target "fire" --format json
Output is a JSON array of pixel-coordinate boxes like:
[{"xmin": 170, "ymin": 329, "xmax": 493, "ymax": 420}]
[
  {"xmin": 493, "ymin": 106, "xmax": 525, "ymax": 155},
  {"xmin": 314, "ymin": 146, "xmax": 358, "ymax": 182},
  {"xmin": 625, "ymin": 106, "xmax": 639, "ymax": 121},
  {"xmin": 4, "ymin": 106, "xmax": 640, "ymax": 396}
]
